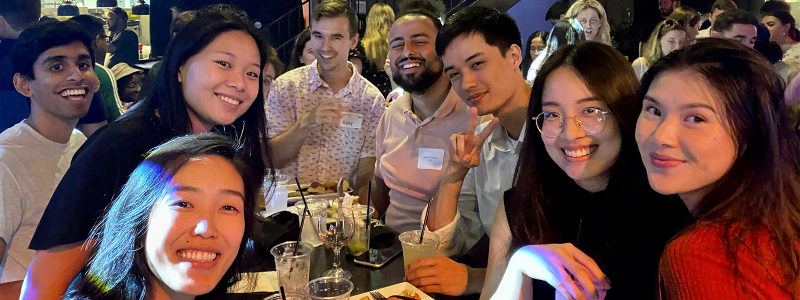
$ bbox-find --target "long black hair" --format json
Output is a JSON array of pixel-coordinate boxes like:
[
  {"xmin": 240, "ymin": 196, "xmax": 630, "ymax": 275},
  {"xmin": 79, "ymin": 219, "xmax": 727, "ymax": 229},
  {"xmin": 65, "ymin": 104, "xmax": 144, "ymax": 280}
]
[
  {"xmin": 288, "ymin": 28, "xmax": 312, "ymax": 70},
  {"xmin": 127, "ymin": 14, "xmax": 273, "ymax": 182},
  {"xmin": 521, "ymin": 31, "xmax": 548, "ymax": 78},
  {"xmin": 507, "ymin": 41, "xmax": 640, "ymax": 251},
  {"xmin": 66, "ymin": 134, "xmax": 258, "ymax": 299},
  {"xmin": 641, "ymin": 38, "xmax": 800, "ymax": 298}
]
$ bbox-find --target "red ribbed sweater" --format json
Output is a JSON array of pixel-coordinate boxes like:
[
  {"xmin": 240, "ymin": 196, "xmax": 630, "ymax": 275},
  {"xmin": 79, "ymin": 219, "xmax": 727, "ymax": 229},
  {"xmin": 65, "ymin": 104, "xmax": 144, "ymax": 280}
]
[{"xmin": 659, "ymin": 225, "xmax": 798, "ymax": 299}]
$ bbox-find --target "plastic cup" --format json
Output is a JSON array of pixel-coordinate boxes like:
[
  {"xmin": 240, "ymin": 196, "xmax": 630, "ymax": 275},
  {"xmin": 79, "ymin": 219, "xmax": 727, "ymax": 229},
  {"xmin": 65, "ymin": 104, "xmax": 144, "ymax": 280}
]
[
  {"xmin": 399, "ymin": 230, "xmax": 440, "ymax": 273},
  {"xmin": 345, "ymin": 205, "xmax": 374, "ymax": 256},
  {"xmin": 304, "ymin": 277, "xmax": 353, "ymax": 300},
  {"xmin": 264, "ymin": 292, "xmax": 306, "ymax": 300},
  {"xmin": 263, "ymin": 174, "xmax": 291, "ymax": 216},
  {"xmin": 270, "ymin": 241, "xmax": 314, "ymax": 294},
  {"xmin": 294, "ymin": 199, "xmax": 330, "ymax": 247}
]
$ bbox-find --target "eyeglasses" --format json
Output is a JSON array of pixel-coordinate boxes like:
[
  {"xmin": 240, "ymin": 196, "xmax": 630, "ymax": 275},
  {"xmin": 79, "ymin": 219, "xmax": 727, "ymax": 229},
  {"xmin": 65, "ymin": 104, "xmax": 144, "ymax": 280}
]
[
  {"xmin": 577, "ymin": 18, "xmax": 600, "ymax": 26},
  {"xmin": 534, "ymin": 108, "xmax": 611, "ymax": 138}
]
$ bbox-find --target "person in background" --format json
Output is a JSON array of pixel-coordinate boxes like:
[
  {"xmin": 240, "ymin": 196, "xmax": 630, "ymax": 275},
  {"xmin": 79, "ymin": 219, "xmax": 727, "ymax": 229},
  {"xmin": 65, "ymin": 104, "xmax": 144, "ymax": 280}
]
[
  {"xmin": 637, "ymin": 0, "xmax": 678, "ymax": 60},
  {"xmin": 263, "ymin": 46, "xmax": 284, "ymax": 100},
  {"xmin": 526, "ymin": 19, "xmax": 585, "ymax": 82},
  {"xmin": 697, "ymin": 0, "xmax": 738, "ymax": 38},
  {"xmin": 360, "ymin": 3, "xmax": 394, "ymax": 97},
  {"xmin": 0, "ymin": 21, "xmax": 97, "ymax": 296},
  {"xmin": 521, "ymin": 31, "xmax": 548, "ymax": 80},
  {"xmin": 711, "ymin": 9, "xmax": 759, "ymax": 48},
  {"xmin": 760, "ymin": 0, "xmax": 791, "ymax": 16},
  {"xmin": 106, "ymin": 7, "xmax": 139, "ymax": 68},
  {"xmin": 21, "ymin": 15, "xmax": 274, "ymax": 299},
  {"xmin": 415, "ymin": 6, "xmax": 527, "ymax": 296},
  {"xmin": 266, "ymin": 0, "xmax": 384, "ymax": 199},
  {"xmin": 669, "ymin": 6, "xmax": 702, "ymax": 43},
  {"xmin": 637, "ymin": 38, "xmax": 800, "ymax": 300},
  {"xmin": 71, "ymin": 14, "xmax": 124, "ymax": 122},
  {"xmin": 545, "ymin": 1, "xmax": 570, "ymax": 26},
  {"xmin": 565, "ymin": 0, "xmax": 612, "ymax": 45},
  {"xmin": 139, "ymin": 10, "xmax": 196, "ymax": 103},
  {"xmin": 65, "ymin": 134, "xmax": 257, "ymax": 299},
  {"xmin": 763, "ymin": 10, "xmax": 800, "ymax": 70},
  {"xmin": 110, "ymin": 63, "xmax": 144, "ymax": 112},
  {"xmin": 658, "ymin": 0, "xmax": 677, "ymax": 18},
  {"xmin": 349, "ymin": 42, "xmax": 368, "ymax": 74},
  {"xmin": 755, "ymin": 40, "xmax": 799, "ymax": 85},
  {"xmin": 287, "ymin": 28, "xmax": 314, "ymax": 70},
  {"xmin": 0, "ymin": 0, "xmax": 40, "ymax": 131},
  {"xmin": 633, "ymin": 20, "xmax": 687, "ymax": 80}
]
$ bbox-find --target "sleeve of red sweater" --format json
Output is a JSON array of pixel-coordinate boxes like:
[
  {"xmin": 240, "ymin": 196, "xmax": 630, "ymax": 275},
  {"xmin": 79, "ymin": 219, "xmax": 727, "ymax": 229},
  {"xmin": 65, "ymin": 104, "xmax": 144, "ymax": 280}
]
[{"xmin": 660, "ymin": 225, "xmax": 794, "ymax": 300}]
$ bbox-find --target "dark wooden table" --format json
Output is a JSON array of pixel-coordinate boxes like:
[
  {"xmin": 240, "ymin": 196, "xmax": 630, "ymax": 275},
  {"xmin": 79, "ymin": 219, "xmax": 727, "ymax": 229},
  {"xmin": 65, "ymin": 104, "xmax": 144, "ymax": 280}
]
[{"xmin": 229, "ymin": 244, "xmax": 479, "ymax": 300}]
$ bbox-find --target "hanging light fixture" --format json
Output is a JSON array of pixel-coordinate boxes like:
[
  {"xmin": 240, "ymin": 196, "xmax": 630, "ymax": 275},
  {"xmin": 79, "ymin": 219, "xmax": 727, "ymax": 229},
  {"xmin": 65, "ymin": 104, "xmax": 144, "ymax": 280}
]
[
  {"xmin": 131, "ymin": 0, "xmax": 150, "ymax": 15},
  {"xmin": 57, "ymin": 0, "xmax": 79, "ymax": 16},
  {"xmin": 96, "ymin": 0, "xmax": 117, "ymax": 7}
]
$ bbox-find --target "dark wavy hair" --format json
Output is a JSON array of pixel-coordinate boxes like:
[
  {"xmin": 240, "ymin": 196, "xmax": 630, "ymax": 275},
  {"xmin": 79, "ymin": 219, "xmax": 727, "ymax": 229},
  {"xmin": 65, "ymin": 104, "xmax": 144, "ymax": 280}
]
[
  {"xmin": 128, "ymin": 14, "xmax": 273, "ymax": 182},
  {"xmin": 763, "ymin": 9, "xmax": 800, "ymax": 42},
  {"xmin": 66, "ymin": 133, "xmax": 258, "ymax": 299},
  {"xmin": 288, "ymin": 28, "xmax": 312, "ymax": 70},
  {"xmin": 507, "ymin": 41, "xmax": 640, "ymax": 250},
  {"xmin": 640, "ymin": 38, "xmax": 800, "ymax": 298}
]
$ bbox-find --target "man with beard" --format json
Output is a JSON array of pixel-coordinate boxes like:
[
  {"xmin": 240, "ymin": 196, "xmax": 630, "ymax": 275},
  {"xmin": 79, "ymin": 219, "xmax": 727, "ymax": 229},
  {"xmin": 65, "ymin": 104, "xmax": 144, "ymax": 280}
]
[
  {"xmin": 106, "ymin": 7, "xmax": 139, "ymax": 68},
  {"xmin": 372, "ymin": 0, "xmax": 471, "ymax": 234}
]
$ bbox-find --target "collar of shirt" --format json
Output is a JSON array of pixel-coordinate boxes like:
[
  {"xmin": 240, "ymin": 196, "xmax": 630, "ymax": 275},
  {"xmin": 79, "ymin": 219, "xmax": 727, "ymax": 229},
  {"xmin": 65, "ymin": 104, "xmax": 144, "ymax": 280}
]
[
  {"xmin": 308, "ymin": 60, "xmax": 363, "ymax": 97},
  {"xmin": 400, "ymin": 89, "xmax": 460, "ymax": 126},
  {"xmin": 488, "ymin": 121, "xmax": 527, "ymax": 154}
]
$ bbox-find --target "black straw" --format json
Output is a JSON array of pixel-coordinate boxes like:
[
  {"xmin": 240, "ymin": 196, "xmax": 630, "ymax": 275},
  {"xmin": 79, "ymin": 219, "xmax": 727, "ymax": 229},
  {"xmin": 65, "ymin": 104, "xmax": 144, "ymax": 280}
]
[
  {"xmin": 419, "ymin": 197, "xmax": 434, "ymax": 244},
  {"xmin": 575, "ymin": 220, "xmax": 583, "ymax": 247},
  {"xmin": 279, "ymin": 286, "xmax": 287, "ymax": 300},
  {"xmin": 366, "ymin": 181, "xmax": 372, "ymax": 250},
  {"xmin": 295, "ymin": 177, "xmax": 309, "ymax": 243}
]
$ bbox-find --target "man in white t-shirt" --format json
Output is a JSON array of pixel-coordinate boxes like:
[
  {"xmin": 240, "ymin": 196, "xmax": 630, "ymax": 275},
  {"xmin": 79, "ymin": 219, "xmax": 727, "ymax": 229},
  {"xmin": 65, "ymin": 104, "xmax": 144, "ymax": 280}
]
[{"xmin": 0, "ymin": 21, "xmax": 98, "ymax": 288}]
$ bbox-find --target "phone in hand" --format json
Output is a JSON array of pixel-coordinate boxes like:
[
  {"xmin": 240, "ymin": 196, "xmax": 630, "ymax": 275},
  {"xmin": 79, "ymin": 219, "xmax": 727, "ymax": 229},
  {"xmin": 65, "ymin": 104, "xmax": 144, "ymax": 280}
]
[{"xmin": 353, "ymin": 241, "xmax": 402, "ymax": 268}]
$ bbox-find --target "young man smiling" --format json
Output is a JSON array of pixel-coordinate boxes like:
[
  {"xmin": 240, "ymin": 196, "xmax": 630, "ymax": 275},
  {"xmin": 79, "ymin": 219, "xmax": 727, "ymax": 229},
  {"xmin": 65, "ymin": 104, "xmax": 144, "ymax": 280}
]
[
  {"xmin": 267, "ymin": 0, "xmax": 384, "ymax": 197},
  {"xmin": 0, "ymin": 20, "xmax": 98, "ymax": 295},
  {"xmin": 404, "ymin": 6, "xmax": 530, "ymax": 296}
]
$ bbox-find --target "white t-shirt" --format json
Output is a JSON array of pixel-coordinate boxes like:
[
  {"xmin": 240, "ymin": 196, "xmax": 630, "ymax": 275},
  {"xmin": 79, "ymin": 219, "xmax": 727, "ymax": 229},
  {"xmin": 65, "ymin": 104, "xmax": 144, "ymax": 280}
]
[{"xmin": 0, "ymin": 121, "xmax": 86, "ymax": 283}]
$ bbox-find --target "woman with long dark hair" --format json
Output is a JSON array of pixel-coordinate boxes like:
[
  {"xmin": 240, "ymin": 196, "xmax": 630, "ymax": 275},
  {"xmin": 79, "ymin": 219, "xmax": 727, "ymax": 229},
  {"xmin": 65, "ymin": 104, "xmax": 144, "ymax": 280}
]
[
  {"xmin": 66, "ymin": 134, "xmax": 257, "ymax": 299},
  {"xmin": 526, "ymin": 19, "xmax": 584, "ymax": 82},
  {"xmin": 763, "ymin": 10, "xmax": 800, "ymax": 70},
  {"xmin": 287, "ymin": 28, "xmax": 314, "ymax": 71},
  {"xmin": 522, "ymin": 31, "xmax": 548, "ymax": 79},
  {"xmin": 21, "ymin": 14, "xmax": 274, "ymax": 299},
  {"xmin": 482, "ymin": 42, "xmax": 688, "ymax": 300},
  {"xmin": 637, "ymin": 38, "xmax": 800, "ymax": 299}
]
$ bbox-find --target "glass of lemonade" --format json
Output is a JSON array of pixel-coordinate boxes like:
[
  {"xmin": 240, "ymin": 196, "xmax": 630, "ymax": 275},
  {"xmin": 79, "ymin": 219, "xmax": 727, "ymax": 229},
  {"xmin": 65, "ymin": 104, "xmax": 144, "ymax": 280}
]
[
  {"xmin": 270, "ymin": 241, "xmax": 314, "ymax": 294},
  {"xmin": 345, "ymin": 205, "xmax": 374, "ymax": 256},
  {"xmin": 399, "ymin": 230, "xmax": 440, "ymax": 272}
]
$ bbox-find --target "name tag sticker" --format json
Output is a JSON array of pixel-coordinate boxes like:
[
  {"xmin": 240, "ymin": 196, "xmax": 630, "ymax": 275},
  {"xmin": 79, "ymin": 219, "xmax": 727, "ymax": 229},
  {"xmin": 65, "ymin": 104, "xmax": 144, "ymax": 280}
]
[
  {"xmin": 339, "ymin": 112, "xmax": 364, "ymax": 128},
  {"xmin": 418, "ymin": 148, "xmax": 445, "ymax": 170}
]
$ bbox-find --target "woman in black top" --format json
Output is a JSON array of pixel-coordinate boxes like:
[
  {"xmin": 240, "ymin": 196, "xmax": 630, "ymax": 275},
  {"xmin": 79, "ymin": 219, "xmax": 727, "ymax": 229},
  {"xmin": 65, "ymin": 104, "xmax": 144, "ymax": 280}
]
[
  {"xmin": 481, "ymin": 42, "xmax": 688, "ymax": 300},
  {"xmin": 22, "ymin": 15, "xmax": 275, "ymax": 299}
]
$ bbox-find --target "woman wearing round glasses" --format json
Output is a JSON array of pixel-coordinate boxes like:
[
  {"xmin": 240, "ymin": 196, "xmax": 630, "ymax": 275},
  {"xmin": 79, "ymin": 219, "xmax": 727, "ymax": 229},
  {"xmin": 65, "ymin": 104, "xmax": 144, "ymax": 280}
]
[
  {"xmin": 632, "ymin": 19, "xmax": 687, "ymax": 80},
  {"xmin": 481, "ymin": 42, "xmax": 688, "ymax": 300}
]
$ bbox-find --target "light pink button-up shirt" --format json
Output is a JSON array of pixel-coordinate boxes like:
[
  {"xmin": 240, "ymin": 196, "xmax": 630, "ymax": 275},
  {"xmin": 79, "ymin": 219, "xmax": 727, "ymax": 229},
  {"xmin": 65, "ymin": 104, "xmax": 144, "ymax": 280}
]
[
  {"xmin": 266, "ymin": 62, "xmax": 385, "ymax": 184},
  {"xmin": 375, "ymin": 90, "xmax": 472, "ymax": 232}
]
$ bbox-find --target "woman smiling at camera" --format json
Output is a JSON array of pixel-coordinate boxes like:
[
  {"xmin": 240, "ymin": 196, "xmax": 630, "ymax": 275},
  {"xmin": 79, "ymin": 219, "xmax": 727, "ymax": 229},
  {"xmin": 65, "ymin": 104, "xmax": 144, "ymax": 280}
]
[
  {"xmin": 66, "ymin": 134, "xmax": 256, "ymax": 300},
  {"xmin": 482, "ymin": 42, "xmax": 688, "ymax": 300},
  {"xmin": 636, "ymin": 38, "xmax": 800, "ymax": 299}
]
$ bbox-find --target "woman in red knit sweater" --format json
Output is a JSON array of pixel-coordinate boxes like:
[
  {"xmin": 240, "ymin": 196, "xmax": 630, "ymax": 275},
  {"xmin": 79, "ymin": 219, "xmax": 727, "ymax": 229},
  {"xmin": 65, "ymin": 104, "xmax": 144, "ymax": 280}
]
[{"xmin": 635, "ymin": 38, "xmax": 800, "ymax": 299}]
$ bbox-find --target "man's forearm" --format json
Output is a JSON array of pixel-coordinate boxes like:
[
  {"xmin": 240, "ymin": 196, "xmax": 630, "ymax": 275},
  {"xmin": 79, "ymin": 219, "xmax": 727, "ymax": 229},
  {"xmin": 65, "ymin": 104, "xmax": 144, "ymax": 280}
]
[
  {"xmin": 428, "ymin": 162, "xmax": 469, "ymax": 231},
  {"xmin": 268, "ymin": 122, "xmax": 311, "ymax": 168}
]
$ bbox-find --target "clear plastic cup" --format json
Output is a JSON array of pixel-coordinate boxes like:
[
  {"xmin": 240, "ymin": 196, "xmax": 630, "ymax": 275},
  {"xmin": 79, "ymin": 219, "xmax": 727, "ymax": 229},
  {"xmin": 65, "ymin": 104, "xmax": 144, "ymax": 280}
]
[
  {"xmin": 262, "ymin": 174, "xmax": 291, "ymax": 216},
  {"xmin": 304, "ymin": 277, "xmax": 353, "ymax": 300},
  {"xmin": 270, "ymin": 241, "xmax": 314, "ymax": 294},
  {"xmin": 264, "ymin": 292, "xmax": 306, "ymax": 300},
  {"xmin": 345, "ymin": 205, "xmax": 374, "ymax": 256},
  {"xmin": 294, "ymin": 199, "xmax": 330, "ymax": 247},
  {"xmin": 399, "ymin": 230, "xmax": 440, "ymax": 273}
]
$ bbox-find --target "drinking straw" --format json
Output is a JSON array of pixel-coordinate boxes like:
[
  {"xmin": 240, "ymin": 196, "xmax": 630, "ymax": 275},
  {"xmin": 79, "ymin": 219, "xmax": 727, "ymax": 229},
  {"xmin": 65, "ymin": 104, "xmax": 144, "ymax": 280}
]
[
  {"xmin": 279, "ymin": 286, "xmax": 287, "ymax": 300},
  {"xmin": 418, "ymin": 197, "xmax": 434, "ymax": 244},
  {"xmin": 295, "ymin": 177, "xmax": 309, "ymax": 243},
  {"xmin": 366, "ymin": 181, "xmax": 372, "ymax": 251},
  {"xmin": 576, "ymin": 220, "xmax": 583, "ymax": 247}
]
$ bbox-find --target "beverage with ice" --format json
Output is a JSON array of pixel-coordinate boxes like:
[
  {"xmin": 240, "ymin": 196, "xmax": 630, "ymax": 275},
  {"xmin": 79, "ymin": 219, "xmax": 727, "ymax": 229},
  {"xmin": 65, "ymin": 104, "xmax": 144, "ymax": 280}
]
[
  {"xmin": 270, "ymin": 241, "xmax": 313, "ymax": 293},
  {"xmin": 346, "ymin": 205, "xmax": 374, "ymax": 256},
  {"xmin": 399, "ymin": 230, "xmax": 440, "ymax": 271}
]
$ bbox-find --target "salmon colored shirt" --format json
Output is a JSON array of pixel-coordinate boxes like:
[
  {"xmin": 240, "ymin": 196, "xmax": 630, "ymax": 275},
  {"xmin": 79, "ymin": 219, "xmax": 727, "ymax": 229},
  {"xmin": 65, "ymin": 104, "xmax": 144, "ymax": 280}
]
[
  {"xmin": 374, "ymin": 90, "xmax": 472, "ymax": 232},
  {"xmin": 660, "ymin": 224, "xmax": 798, "ymax": 299},
  {"xmin": 266, "ymin": 62, "xmax": 385, "ymax": 184}
]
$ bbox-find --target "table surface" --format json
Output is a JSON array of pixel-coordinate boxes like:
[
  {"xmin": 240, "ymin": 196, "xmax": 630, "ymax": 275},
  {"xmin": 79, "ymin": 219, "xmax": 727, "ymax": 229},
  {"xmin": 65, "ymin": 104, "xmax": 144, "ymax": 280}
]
[{"xmin": 231, "ymin": 244, "xmax": 478, "ymax": 300}]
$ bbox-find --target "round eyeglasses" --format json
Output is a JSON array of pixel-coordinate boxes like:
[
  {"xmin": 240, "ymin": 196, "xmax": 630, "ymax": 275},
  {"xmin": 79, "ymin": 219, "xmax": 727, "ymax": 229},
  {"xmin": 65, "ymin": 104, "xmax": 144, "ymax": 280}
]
[{"xmin": 534, "ymin": 108, "xmax": 611, "ymax": 138}]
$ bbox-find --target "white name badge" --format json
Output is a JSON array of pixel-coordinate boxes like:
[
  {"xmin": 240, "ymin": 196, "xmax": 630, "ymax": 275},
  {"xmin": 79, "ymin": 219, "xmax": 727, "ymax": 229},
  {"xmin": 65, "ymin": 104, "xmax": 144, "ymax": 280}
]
[
  {"xmin": 339, "ymin": 112, "xmax": 364, "ymax": 129},
  {"xmin": 418, "ymin": 148, "xmax": 445, "ymax": 170}
]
